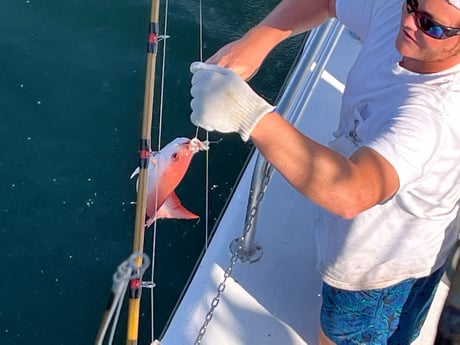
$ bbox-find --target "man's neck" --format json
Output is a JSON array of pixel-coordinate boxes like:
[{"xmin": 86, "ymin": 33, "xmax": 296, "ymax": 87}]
[{"xmin": 400, "ymin": 55, "xmax": 460, "ymax": 74}]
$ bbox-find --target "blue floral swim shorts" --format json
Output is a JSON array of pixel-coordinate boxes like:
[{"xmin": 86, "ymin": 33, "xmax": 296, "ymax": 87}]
[{"xmin": 320, "ymin": 267, "xmax": 444, "ymax": 344}]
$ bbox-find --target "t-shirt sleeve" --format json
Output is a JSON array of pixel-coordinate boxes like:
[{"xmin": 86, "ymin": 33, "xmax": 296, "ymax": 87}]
[
  {"xmin": 335, "ymin": 0, "xmax": 375, "ymax": 39},
  {"xmin": 363, "ymin": 107, "xmax": 444, "ymax": 193},
  {"xmin": 335, "ymin": 0, "xmax": 403, "ymax": 41}
]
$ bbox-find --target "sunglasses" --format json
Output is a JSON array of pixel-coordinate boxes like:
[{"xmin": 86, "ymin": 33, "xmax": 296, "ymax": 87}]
[{"xmin": 406, "ymin": 0, "xmax": 460, "ymax": 39}]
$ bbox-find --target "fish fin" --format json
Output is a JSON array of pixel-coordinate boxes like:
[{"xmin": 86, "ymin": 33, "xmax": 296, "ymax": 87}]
[
  {"xmin": 130, "ymin": 167, "xmax": 140, "ymax": 180},
  {"xmin": 145, "ymin": 216, "xmax": 156, "ymax": 228},
  {"xmin": 130, "ymin": 153, "xmax": 157, "ymax": 180},
  {"xmin": 156, "ymin": 192, "xmax": 199, "ymax": 220}
]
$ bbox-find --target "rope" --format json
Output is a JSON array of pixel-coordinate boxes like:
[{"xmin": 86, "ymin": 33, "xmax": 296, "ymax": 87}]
[{"xmin": 94, "ymin": 253, "xmax": 150, "ymax": 345}]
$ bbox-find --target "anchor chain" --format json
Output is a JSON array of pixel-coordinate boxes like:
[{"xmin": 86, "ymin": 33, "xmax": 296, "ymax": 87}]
[{"xmin": 193, "ymin": 159, "xmax": 274, "ymax": 344}]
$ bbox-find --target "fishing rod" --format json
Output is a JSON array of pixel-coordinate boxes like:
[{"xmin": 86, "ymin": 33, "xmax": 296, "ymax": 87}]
[
  {"xmin": 125, "ymin": 0, "xmax": 161, "ymax": 343},
  {"xmin": 93, "ymin": 0, "xmax": 161, "ymax": 341},
  {"xmin": 94, "ymin": 0, "xmax": 211, "ymax": 342}
]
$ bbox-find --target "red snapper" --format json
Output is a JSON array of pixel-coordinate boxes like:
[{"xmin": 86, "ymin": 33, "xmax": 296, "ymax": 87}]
[{"xmin": 131, "ymin": 137, "xmax": 209, "ymax": 227}]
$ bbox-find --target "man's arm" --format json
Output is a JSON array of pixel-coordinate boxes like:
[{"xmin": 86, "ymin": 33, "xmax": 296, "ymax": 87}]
[
  {"xmin": 207, "ymin": 0, "xmax": 337, "ymax": 80},
  {"xmin": 250, "ymin": 112, "xmax": 400, "ymax": 218},
  {"xmin": 190, "ymin": 60, "xmax": 399, "ymax": 218}
]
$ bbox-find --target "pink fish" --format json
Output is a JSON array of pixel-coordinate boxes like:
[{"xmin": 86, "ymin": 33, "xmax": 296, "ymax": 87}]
[{"xmin": 131, "ymin": 137, "xmax": 209, "ymax": 227}]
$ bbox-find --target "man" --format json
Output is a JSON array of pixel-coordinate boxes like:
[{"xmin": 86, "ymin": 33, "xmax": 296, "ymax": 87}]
[{"xmin": 189, "ymin": 0, "xmax": 460, "ymax": 343}]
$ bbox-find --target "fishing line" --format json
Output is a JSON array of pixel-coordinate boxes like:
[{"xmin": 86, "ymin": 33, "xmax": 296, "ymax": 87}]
[
  {"xmin": 142, "ymin": 0, "xmax": 208, "ymax": 340},
  {"xmin": 149, "ymin": 0, "xmax": 170, "ymax": 341},
  {"xmin": 199, "ymin": 0, "xmax": 203, "ymax": 64},
  {"xmin": 197, "ymin": 0, "xmax": 211, "ymax": 251},
  {"xmin": 205, "ymin": 133, "xmax": 210, "ymax": 250},
  {"xmin": 192, "ymin": 0, "xmax": 211, "ymax": 251}
]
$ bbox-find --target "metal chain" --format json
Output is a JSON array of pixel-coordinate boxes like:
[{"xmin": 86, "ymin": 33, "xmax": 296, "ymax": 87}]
[{"xmin": 193, "ymin": 160, "xmax": 274, "ymax": 344}]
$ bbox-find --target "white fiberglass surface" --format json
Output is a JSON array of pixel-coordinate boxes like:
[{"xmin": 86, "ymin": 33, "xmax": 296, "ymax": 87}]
[{"xmin": 159, "ymin": 28, "xmax": 447, "ymax": 345}]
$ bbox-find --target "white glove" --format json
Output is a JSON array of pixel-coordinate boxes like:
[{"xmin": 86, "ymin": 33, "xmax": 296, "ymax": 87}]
[{"xmin": 190, "ymin": 61, "xmax": 274, "ymax": 141}]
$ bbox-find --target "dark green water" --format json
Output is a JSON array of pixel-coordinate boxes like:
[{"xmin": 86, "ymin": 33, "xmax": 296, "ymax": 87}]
[{"xmin": 0, "ymin": 0, "xmax": 302, "ymax": 344}]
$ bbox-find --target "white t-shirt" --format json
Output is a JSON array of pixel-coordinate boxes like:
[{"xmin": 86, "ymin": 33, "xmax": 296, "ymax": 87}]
[{"xmin": 316, "ymin": 0, "xmax": 460, "ymax": 290}]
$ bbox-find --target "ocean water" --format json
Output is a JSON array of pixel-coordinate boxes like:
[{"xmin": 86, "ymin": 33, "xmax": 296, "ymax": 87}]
[{"xmin": 0, "ymin": 0, "xmax": 302, "ymax": 344}]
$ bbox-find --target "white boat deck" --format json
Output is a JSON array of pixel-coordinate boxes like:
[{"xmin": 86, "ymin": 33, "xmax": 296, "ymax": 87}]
[{"xmin": 159, "ymin": 22, "xmax": 448, "ymax": 345}]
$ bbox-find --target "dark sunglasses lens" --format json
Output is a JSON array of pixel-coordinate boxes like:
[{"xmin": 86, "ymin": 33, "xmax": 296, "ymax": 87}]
[
  {"xmin": 419, "ymin": 15, "xmax": 444, "ymax": 38},
  {"xmin": 406, "ymin": 0, "xmax": 415, "ymax": 11}
]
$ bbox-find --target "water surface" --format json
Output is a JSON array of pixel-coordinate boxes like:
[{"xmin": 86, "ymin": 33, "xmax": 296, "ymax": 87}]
[{"xmin": 0, "ymin": 0, "xmax": 302, "ymax": 343}]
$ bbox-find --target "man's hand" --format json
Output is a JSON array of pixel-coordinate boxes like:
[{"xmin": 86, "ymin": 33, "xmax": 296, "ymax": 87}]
[
  {"xmin": 205, "ymin": 36, "xmax": 263, "ymax": 81},
  {"xmin": 190, "ymin": 62, "xmax": 274, "ymax": 141}
]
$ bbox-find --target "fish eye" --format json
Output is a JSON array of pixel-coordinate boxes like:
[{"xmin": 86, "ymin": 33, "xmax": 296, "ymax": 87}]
[{"xmin": 171, "ymin": 152, "xmax": 179, "ymax": 161}]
